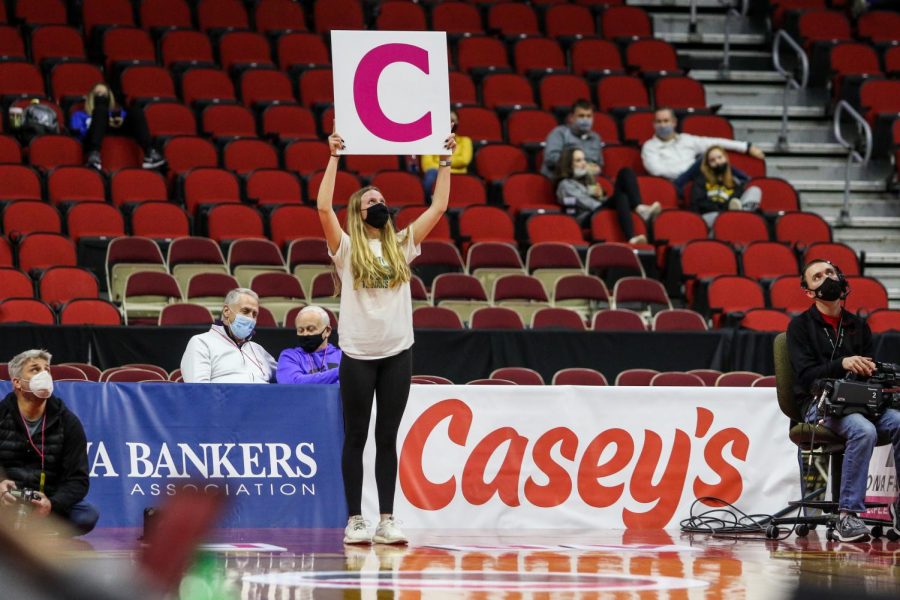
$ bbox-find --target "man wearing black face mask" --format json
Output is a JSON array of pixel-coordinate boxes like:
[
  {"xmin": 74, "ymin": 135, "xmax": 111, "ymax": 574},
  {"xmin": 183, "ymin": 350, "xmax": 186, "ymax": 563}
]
[
  {"xmin": 787, "ymin": 260, "xmax": 900, "ymax": 542},
  {"xmin": 275, "ymin": 306, "xmax": 342, "ymax": 384}
]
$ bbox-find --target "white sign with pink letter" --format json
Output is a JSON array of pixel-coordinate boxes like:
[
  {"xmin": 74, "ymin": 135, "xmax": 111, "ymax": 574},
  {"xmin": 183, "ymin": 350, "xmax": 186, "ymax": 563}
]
[{"xmin": 331, "ymin": 30, "xmax": 451, "ymax": 155}]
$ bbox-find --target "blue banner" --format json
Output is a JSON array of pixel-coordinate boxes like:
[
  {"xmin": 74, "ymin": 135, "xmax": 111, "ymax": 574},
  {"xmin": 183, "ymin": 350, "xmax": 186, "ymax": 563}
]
[{"xmin": 0, "ymin": 382, "xmax": 347, "ymax": 528}]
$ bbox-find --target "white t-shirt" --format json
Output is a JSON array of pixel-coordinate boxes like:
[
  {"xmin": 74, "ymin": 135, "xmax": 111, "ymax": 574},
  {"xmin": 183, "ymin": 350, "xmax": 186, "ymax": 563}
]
[{"xmin": 329, "ymin": 227, "xmax": 421, "ymax": 360}]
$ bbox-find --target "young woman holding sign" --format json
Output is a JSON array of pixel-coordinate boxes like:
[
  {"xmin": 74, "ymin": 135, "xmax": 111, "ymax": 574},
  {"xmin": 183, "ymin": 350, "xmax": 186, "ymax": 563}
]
[{"xmin": 318, "ymin": 129, "xmax": 456, "ymax": 545}]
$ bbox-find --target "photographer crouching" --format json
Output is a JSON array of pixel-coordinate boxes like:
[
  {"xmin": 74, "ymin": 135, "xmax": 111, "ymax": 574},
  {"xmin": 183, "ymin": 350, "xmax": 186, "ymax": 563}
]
[
  {"xmin": 0, "ymin": 350, "xmax": 98, "ymax": 535},
  {"xmin": 787, "ymin": 260, "xmax": 900, "ymax": 543}
]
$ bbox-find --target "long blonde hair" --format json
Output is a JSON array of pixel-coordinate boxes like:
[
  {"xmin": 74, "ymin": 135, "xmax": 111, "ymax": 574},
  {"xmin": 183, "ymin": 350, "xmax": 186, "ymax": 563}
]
[
  {"xmin": 85, "ymin": 83, "xmax": 117, "ymax": 114},
  {"xmin": 345, "ymin": 186, "xmax": 411, "ymax": 290}
]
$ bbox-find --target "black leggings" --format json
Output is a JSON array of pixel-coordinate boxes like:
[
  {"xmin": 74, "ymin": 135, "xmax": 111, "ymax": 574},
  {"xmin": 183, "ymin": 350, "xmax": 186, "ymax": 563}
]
[
  {"xmin": 84, "ymin": 100, "xmax": 153, "ymax": 154},
  {"xmin": 600, "ymin": 167, "xmax": 642, "ymax": 240},
  {"xmin": 338, "ymin": 348, "xmax": 412, "ymax": 516}
]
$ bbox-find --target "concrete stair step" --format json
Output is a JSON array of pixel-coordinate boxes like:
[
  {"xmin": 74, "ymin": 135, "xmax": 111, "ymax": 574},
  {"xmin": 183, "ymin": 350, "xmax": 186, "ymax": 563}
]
[
  {"xmin": 690, "ymin": 69, "xmax": 785, "ymax": 83},
  {"xmin": 863, "ymin": 252, "xmax": 900, "ymax": 266},
  {"xmin": 631, "ymin": 0, "xmax": 732, "ymax": 7},
  {"xmin": 653, "ymin": 13, "xmax": 767, "ymax": 45},
  {"xmin": 731, "ymin": 118, "xmax": 845, "ymax": 154},
  {"xmin": 801, "ymin": 191, "xmax": 900, "ymax": 218},
  {"xmin": 706, "ymin": 84, "xmax": 828, "ymax": 117},
  {"xmin": 679, "ymin": 49, "xmax": 774, "ymax": 71},
  {"xmin": 763, "ymin": 157, "xmax": 891, "ymax": 192},
  {"xmin": 832, "ymin": 226, "xmax": 900, "ymax": 254}
]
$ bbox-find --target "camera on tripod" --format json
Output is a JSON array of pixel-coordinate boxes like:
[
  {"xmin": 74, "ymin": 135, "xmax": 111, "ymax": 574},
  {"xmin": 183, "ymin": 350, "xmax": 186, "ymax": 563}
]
[{"xmin": 814, "ymin": 361, "xmax": 900, "ymax": 418}]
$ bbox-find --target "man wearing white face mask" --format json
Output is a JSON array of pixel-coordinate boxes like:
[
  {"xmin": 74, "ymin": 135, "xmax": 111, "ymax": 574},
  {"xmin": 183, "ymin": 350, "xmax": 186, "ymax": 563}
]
[
  {"xmin": 0, "ymin": 349, "xmax": 98, "ymax": 535},
  {"xmin": 541, "ymin": 99, "xmax": 604, "ymax": 178},
  {"xmin": 181, "ymin": 288, "xmax": 277, "ymax": 383}
]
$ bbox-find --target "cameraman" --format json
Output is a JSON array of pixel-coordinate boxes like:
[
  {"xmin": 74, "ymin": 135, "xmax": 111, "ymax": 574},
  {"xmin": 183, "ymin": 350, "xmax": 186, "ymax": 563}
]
[
  {"xmin": 787, "ymin": 259, "xmax": 900, "ymax": 543},
  {"xmin": 0, "ymin": 350, "xmax": 98, "ymax": 535}
]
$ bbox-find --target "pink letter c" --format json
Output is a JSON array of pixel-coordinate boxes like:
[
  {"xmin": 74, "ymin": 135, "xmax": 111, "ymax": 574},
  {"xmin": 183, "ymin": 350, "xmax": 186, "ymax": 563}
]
[{"xmin": 353, "ymin": 43, "xmax": 432, "ymax": 142}]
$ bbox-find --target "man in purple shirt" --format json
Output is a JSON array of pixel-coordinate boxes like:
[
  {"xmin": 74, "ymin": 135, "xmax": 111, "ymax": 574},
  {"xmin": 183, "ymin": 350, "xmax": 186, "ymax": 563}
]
[{"xmin": 276, "ymin": 306, "xmax": 341, "ymax": 384}]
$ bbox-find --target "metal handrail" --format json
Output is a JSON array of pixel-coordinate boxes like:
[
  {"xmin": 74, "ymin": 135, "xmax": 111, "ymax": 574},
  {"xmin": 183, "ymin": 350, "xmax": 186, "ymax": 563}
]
[
  {"xmin": 719, "ymin": 0, "xmax": 749, "ymax": 75},
  {"xmin": 772, "ymin": 30, "xmax": 808, "ymax": 150},
  {"xmin": 833, "ymin": 100, "xmax": 873, "ymax": 225}
]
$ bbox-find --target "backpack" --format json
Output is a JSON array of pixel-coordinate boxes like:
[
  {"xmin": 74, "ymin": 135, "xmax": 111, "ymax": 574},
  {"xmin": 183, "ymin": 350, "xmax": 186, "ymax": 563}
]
[{"xmin": 22, "ymin": 102, "xmax": 59, "ymax": 135}]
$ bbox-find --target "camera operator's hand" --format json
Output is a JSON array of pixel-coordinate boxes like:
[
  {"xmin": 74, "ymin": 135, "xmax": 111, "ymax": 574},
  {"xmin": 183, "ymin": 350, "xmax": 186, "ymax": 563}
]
[
  {"xmin": 0, "ymin": 479, "xmax": 16, "ymax": 507},
  {"xmin": 842, "ymin": 355, "xmax": 876, "ymax": 377},
  {"xmin": 30, "ymin": 491, "xmax": 51, "ymax": 517}
]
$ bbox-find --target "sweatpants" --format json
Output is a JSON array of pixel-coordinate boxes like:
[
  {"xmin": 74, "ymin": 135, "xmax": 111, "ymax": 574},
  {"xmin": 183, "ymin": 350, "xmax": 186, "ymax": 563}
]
[{"xmin": 338, "ymin": 348, "xmax": 412, "ymax": 516}]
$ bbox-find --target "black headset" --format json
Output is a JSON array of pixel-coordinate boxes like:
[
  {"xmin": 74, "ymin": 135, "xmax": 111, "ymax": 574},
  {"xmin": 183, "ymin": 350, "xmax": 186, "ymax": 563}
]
[{"xmin": 800, "ymin": 259, "xmax": 850, "ymax": 299}]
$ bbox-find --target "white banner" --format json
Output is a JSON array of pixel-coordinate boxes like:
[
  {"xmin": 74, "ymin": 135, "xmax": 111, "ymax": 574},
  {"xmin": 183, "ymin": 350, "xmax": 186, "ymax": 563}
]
[
  {"xmin": 331, "ymin": 30, "xmax": 450, "ymax": 155},
  {"xmin": 362, "ymin": 386, "xmax": 800, "ymax": 529},
  {"xmin": 863, "ymin": 444, "xmax": 899, "ymax": 522}
]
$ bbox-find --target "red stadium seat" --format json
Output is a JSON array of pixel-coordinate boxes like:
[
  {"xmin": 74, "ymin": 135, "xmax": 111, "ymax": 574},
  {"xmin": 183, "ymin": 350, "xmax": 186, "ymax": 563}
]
[
  {"xmin": 615, "ymin": 368, "xmax": 659, "ymax": 386},
  {"xmin": 277, "ymin": 32, "xmax": 329, "ymax": 74},
  {"xmin": 586, "ymin": 242, "xmax": 645, "ymax": 281},
  {"xmin": 197, "ymin": 0, "xmax": 249, "ymax": 33},
  {"xmin": 262, "ymin": 105, "xmax": 317, "ymax": 141},
  {"xmin": 857, "ymin": 10, "xmax": 900, "ymax": 44},
  {"xmin": 654, "ymin": 77, "xmax": 707, "ymax": 112},
  {"xmin": 131, "ymin": 202, "xmax": 190, "ymax": 240},
  {"xmin": 527, "ymin": 214, "xmax": 585, "ymax": 246},
  {"xmin": 545, "ymin": 4, "xmax": 596, "ymax": 38},
  {"xmin": 181, "ymin": 68, "xmax": 237, "ymax": 107},
  {"xmin": 222, "ymin": 139, "xmax": 279, "ymax": 174},
  {"xmin": 313, "ymin": 0, "xmax": 364, "ymax": 32},
  {"xmin": 652, "ymin": 308, "xmax": 708, "ymax": 331},
  {"xmin": 775, "ymin": 211, "xmax": 831, "ymax": 249},
  {"xmin": 552, "ymin": 367, "xmax": 607, "ymax": 386},
  {"xmin": 60, "ymin": 298, "xmax": 121, "ymax": 325},
  {"xmin": 255, "ymin": 0, "xmax": 307, "ymax": 35},
  {"xmin": 159, "ymin": 303, "xmax": 215, "ymax": 326},
  {"xmin": 470, "ymin": 306, "xmax": 525, "ymax": 330},
  {"xmin": 680, "ymin": 115, "xmax": 734, "ymax": 139},
  {"xmin": 161, "ymin": 30, "xmax": 215, "ymax": 69},
  {"xmin": 601, "ymin": 6, "xmax": 652, "ymax": 40},
  {"xmin": 103, "ymin": 27, "xmax": 156, "ymax": 73},
  {"xmin": 538, "ymin": 74, "xmax": 592, "ymax": 115},
  {"xmin": 2, "ymin": 201, "xmax": 61, "ymax": 237},
  {"xmin": 82, "ymin": 0, "xmax": 135, "ymax": 37},
  {"xmin": 803, "ymin": 242, "xmax": 859, "ymax": 275},
  {"xmin": 531, "ymin": 307, "xmax": 587, "ymax": 331},
  {"xmin": 651, "ymin": 372, "xmax": 705, "ymax": 386},
  {"xmin": 597, "ymin": 75, "xmax": 650, "ymax": 114},
  {"xmin": 769, "ymin": 275, "xmax": 810, "ymax": 315},
  {"xmin": 712, "ymin": 211, "xmax": 770, "ymax": 250},
  {"xmin": 482, "ymin": 73, "xmax": 537, "ymax": 111},
  {"xmin": 571, "ymin": 39, "xmax": 624, "ymax": 79},
  {"xmin": 376, "ymin": 2, "xmax": 426, "ymax": 30},
  {"xmin": 163, "ymin": 136, "xmax": 218, "ymax": 177},
  {"xmin": 246, "ymin": 170, "xmax": 303, "ymax": 206},
  {"xmin": 219, "ymin": 32, "xmax": 274, "ymax": 72},
  {"xmin": 0, "ymin": 268, "xmax": 33, "ymax": 301},
  {"xmin": 140, "ymin": 0, "xmax": 193, "ymax": 32},
  {"xmin": 843, "ymin": 276, "xmax": 888, "ymax": 316},
  {"xmin": 28, "ymin": 135, "xmax": 83, "ymax": 170},
  {"xmin": 457, "ymin": 36, "xmax": 511, "ymax": 75},
  {"xmin": 182, "ymin": 168, "xmax": 241, "ymax": 215},
  {"xmin": 15, "ymin": 0, "xmax": 67, "ymax": 26},
  {"xmin": 201, "ymin": 104, "xmax": 257, "ymax": 139},
  {"xmin": 475, "ymin": 145, "xmax": 529, "ymax": 184},
  {"xmin": 740, "ymin": 309, "xmax": 790, "ymax": 332},
  {"xmin": 207, "ymin": 204, "xmax": 264, "ymax": 242},
  {"xmin": 146, "ymin": 103, "xmax": 198, "ymax": 138},
  {"xmin": 240, "ymin": 69, "xmax": 295, "ymax": 107},
  {"xmin": 111, "ymin": 169, "xmax": 168, "ymax": 207},
  {"xmin": 490, "ymin": 367, "xmax": 544, "ymax": 385},
  {"xmin": 487, "ymin": 3, "xmax": 540, "ymax": 38},
  {"xmin": 455, "ymin": 107, "xmax": 503, "ymax": 145},
  {"xmin": 741, "ymin": 241, "xmax": 799, "ymax": 282},
  {"xmin": 32, "ymin": 25, "xmax": 86, "ymax": 67},
  {"xmin": 514, "ymin": 37, "xmax": 567, "ymax": 77},
  {"xmin": 270, "ymin": 205, "xmax": 323, "ymax": 249},
  {"xmin": 459, "ymin": 206, "xmax": 516, "ymax": 246},
  {"xmin": 0, "ymin": 298, "xmax": 55, "ymax": 324},
  {"xmin": 413, "ymin": 306, "xmax": 464, "ymax": 330},
  {"xmin": 502, "ymin": 172, "xmax": 557, "ymax": 215},
  {"xmin": 0, "ymin": 165, "xmax": 42, "ymax": 201},
  {"xmin": 717, "ymin": 371, "xmax": 764, "ymax": 387},
  {"xmin": 866, "ymin": 309, "xmax": 900, "ymax": 334},
  {"xmin": 707, "ymin": 275, "xmax": 766, "ymax": 326},
  {"xmin": 44, "ymin": 160, "xmax": 96, "ymax": 203},
  {"xmin": 18, "ymin": 232, "xmax": 77, "ymax": 273},
  {"xmin": 592, "ymin": 308, "xmax": 646, "ymax": 331},
  {"xmin": 38, "ymin": 266, "xmax": 99, "ymax": 305},
  {"xmin": 120, "ymin": 65, "xmax": 177, "ymax": 104},
  {"xmin": 298, "ymin": 68, "xmax": 333, "ymax": 109},
  {"xmin": 66, "ymin": 203, "xmax": 125, "ymax": 243},
  {"xmin": 680, "ymin": 239, "xmax": 738, "ymax": 304},
  {"xmin": 626, "ymin": 39, "xmax": 681, "ymax": 76}
]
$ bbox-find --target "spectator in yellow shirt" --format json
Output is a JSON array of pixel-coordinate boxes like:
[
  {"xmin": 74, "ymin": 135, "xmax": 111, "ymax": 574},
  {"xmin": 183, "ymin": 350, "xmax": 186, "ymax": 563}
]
[{"xmin": 420, "ymin": 110, "xmax": 472, "ymax": 199}]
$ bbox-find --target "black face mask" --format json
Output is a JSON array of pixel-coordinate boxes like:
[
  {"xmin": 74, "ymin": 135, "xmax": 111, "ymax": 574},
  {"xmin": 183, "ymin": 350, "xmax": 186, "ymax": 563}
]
[
  {"xmin": 364, "ymin": 203, "xmax": 390, "ymax": 229},
  {"xmin": 297, "ymin": 331, "xmax": 326, "ymax": 353},
  {"xmin": 813, "ymin": 276, "xmax": 846, "ymax": 301},
  {"xmin": 711, "ymin": 163, "xmax": 728, "ymax": 175}
]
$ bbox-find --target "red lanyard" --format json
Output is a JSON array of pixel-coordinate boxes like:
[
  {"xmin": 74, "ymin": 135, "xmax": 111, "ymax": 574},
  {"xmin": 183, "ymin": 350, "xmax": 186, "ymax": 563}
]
[{"xmin": 20, "ymin": 411, "xmax": 45, "ymax": 493}]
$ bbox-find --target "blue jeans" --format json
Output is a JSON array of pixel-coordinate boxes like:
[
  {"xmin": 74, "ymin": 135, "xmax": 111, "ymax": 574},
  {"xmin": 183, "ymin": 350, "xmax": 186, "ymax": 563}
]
[
  {"xmin": 64, "ymin": 501, "xmax": 99, "ymax": 535},
  {"xmin": 805, "ymin": 405, "xmax": 900, "ymax": 513}
]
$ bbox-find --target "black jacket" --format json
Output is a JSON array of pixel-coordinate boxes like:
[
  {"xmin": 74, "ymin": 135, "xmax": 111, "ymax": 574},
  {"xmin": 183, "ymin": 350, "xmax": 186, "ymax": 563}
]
[
  {"xmin": 0, "ymin": 393, "xmax": 90, "ymax": 515},
  {"xmin": 786, "ymin": 304, "xmax": 873, "ymax": 418},
  {"xmin": 690, "ymin": 172, "xmax": 747, "ymax": 214}
]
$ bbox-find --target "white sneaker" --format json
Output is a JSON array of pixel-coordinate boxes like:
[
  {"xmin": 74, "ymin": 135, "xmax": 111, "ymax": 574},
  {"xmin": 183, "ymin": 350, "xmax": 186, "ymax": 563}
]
[
  {"xmin": 635, "ymin": 201, "xmax": 661, "ymax": 221},
  {"xmin": 373, "ymin": 516, "xmax": 408, "ymax": 545},
  {"xmin": 728, "ymin": 198, "xmax": 742, "ymax": 211},
  {"xmin": 628, "ymin": 234, "xmax": 647, "ymax": 244},
  {"xmin": 343, "ymin": 515, "xmax": 372, "ymax": 545}
]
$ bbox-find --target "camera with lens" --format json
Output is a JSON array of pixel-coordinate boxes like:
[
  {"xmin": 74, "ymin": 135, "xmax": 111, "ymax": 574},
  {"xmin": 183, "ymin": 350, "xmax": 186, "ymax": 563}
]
[
  {"xmin": 6, "ymin": 488, "xmax": 37, "ymax": 530},
  {"xmin": 814, "ymin": 361, "xmax": 900, "ymax": 418},
  {"xmin": 9, "ymin": 488, "xmax": 38, "ymax": 503}
]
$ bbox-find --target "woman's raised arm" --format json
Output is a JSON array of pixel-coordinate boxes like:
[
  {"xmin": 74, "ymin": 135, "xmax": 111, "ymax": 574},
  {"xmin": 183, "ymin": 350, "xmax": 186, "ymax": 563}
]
[{"xmin": 317, "ymin": 131, "xmax": 346, "ymax": 254}]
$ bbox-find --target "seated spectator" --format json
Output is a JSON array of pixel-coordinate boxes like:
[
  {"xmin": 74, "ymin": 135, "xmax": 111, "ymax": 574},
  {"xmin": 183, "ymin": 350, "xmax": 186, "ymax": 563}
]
[
  {"xmin": 0, "ymin": 349, "xmax": 98, "ymax": 536},
  {"xmin": 69, "ymin": 83, "xmax": 166, "ymax": 171},
  {"xmin": 420, "ymin": 109, "xmax": 472, "ymax": 197},
  {"xmin": 691, "ymin": 146, "xmax": 762, "ymax": 227},
  {"xmin": 641, "ymin": 107, "xmax": 764, "ymax": 192},
  {"xmin": 181, "ymin": 288, "xmax": 277, "ymax": 383},
  {"xmin": 542, "ymin": 99, "xmax": 603, "ymax": 178},
  {"xmin": 554, "ymin": 147, "xmax": 660, "ymax": 244},
  {"xmin": 276, "ymin": 306, "xmax": 342, "ymax": 384}
]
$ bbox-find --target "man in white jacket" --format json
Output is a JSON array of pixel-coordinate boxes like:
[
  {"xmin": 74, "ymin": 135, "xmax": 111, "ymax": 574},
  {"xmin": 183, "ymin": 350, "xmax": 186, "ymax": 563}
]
[
  {"xmin": 180, "ymin": 288, "xmax": 277, "ymax": 383},
  {"xmin": 641, "ymin": 107, "xmax": 765, "ymax": 193}
]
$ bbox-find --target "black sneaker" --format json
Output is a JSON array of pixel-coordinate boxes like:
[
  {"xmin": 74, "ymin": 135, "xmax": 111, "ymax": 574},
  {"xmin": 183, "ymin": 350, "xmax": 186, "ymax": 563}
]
[
  {"xmin": 142, "ymin": 148, "xmax": 166, "ymax": 169},
  {"xmin": 835, "ymin": 512, "xmax": 870, "ymax": 543}
]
